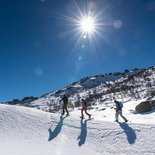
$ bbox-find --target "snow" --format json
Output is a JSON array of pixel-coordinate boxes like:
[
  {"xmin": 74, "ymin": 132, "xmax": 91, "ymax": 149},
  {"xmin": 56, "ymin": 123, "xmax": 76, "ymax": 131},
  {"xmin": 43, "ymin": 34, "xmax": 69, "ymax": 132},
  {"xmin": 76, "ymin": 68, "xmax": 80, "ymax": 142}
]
[
  {"xmin": 5, "ymin": 66, "xmax": 155, "ymax": 113},
  {"xmin": 71, "ymin": 99, "xmax": 155, "ymax": 124},
  {"xmin": 26, "ymin": 66, "xmax": 155, "ymax": 113},
  {"xmin": 1, "ymin": 100, "xmax": 155, "ymax": 155},
  {"xmin": 0, "ymin": 104, "xmax": 100, "ymax": 155}
]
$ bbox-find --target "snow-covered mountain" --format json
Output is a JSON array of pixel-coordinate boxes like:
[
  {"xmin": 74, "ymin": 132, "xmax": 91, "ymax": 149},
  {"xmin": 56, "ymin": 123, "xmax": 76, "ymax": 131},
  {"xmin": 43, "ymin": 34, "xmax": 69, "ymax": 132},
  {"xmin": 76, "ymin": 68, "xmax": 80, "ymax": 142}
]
[
  {"xmin": 3, "ymin": 66, "xmax": 155, "ymax": 113},
  {"xmin": 27, "ymin": 66, "xmax": 155, "ymax": 112}
]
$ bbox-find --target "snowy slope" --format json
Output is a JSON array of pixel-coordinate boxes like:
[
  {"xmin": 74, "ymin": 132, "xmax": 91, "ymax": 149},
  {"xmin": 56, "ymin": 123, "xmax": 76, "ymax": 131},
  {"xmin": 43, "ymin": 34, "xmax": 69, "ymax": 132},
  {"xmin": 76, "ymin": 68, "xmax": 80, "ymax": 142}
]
[
  {"xmin": 4, "ymin": 66, "xmax": 155, "ymax": 114},
  {"xmin": 0, "ymin": 104, "xmax": 100, "ymax": 155},
  {"xmin": 0, "ymin": 104, "xmax": 155, "ymax": 155},
  {"xmin": 19, "ymin": 66, "xmax": 154, "ymax": 113}
]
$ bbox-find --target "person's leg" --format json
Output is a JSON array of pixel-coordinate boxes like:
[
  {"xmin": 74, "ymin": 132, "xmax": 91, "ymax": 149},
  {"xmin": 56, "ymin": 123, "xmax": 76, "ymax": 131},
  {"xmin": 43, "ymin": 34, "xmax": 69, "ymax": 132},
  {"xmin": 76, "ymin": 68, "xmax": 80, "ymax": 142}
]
[
  {"xmin": 84, "ymin": 107, "xmax": 91, "ymax": 118},
  {"xmin": 81, "ymin": 108, "xmax": 84, "ymax": 118},
  {"xmin": 115, "ymin": 111, "xmax": 119, "ymax": 121},
  {"xmin": 62, "ymin": 106, "xmax": 65, "ymax": 115},
  {"xmin": 66, "ymin": 107, "xmax": 69, "ymax": 116},
  {"xmin": 120, "ymin": 110, "xmax": 128, "ymax": 122}
]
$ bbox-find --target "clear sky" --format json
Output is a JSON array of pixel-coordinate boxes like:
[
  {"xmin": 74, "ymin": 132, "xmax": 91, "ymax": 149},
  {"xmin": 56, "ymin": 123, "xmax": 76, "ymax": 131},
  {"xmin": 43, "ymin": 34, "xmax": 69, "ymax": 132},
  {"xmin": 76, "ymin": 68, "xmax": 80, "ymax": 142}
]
[{"xmin": 0, "ymin": 0, "xmax": 155, "ymax": 102}]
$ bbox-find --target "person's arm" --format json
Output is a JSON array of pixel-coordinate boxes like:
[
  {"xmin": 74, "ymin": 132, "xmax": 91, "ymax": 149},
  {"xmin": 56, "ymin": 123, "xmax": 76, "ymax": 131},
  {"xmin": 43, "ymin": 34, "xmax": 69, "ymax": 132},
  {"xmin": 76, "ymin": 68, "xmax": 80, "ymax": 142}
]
[
  {"xmin": 60, "ymin": 97, "xmax": 63, "ymax": 102},
  {"xmin": 115, "ymin": 102, "xmax": 118, "ymax": 110},
  {"xmin": 116, "ymin": 102, "xmax": 118, "ymax": 108}
]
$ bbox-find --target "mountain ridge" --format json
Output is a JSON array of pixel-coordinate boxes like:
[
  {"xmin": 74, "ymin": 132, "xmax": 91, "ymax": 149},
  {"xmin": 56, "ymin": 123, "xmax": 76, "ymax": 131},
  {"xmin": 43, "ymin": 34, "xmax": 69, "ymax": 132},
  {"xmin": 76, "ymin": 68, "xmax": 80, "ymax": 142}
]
[{"xmin": 2, "ymin": 65, "xmax": 155, "ymax": 112}]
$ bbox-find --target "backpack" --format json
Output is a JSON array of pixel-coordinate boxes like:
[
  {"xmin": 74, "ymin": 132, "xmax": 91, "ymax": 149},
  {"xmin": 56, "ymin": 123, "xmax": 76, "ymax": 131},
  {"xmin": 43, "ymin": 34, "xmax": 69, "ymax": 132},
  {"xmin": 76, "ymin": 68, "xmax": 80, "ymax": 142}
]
[{"xmin": 118, "ymin": 102, "xmax": 123, "ymax": 108}]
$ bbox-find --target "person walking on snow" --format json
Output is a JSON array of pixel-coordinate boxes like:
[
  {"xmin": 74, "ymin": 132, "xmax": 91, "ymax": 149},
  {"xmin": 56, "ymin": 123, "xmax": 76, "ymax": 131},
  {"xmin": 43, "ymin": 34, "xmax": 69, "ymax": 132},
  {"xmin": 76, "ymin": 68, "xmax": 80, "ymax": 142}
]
[
  {"xmin": 60, "ymin": 95, "xmax": 69, "ymax": 116},
  {"xmin": 80, "ymin": 98, "xmax": 91, "ymax": 119},
  {"xmin": 114, "ymin": 100, "xmax": 128, "ymax": 122}
]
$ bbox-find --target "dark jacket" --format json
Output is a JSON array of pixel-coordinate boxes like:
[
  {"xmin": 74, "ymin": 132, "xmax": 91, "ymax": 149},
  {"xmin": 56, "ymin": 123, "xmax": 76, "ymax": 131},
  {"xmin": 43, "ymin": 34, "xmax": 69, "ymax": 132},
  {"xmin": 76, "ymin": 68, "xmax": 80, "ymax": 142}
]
[
  {"xmin": 81, "ymin": 99, "xmax": 87, "ymax": 107},
  {"xmin": 61, "ymin": 95, "xmax": 68, "ymax": 107}
]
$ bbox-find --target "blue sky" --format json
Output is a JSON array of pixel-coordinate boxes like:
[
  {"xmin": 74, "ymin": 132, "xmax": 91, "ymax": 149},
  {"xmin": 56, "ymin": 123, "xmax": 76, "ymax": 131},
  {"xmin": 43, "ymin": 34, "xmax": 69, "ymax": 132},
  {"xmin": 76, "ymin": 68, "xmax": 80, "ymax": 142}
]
[{"xmin": 0, "ymin": 0, "xmax": 155, "ymax": 102}]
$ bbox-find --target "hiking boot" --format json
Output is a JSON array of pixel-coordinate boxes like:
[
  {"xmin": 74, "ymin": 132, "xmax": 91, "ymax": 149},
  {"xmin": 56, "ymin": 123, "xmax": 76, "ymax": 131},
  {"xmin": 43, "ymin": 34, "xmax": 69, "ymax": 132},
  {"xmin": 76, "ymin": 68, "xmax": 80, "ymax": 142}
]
[{"xmin": 66, "ymin": 113, "xmax": 70, "ymax": 116}]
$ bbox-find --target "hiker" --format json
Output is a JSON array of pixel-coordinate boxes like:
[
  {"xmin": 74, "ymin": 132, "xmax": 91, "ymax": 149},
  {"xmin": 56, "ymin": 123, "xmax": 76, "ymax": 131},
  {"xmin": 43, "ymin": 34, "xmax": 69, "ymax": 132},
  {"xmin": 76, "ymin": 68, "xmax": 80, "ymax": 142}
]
[
  {"xmin": 80, "ymin": 98, "xmax": 91, "ymax": 119},
  {"xmin": 114, "ymin": 100, "xmax": 128, "ymax": 122},
  {"xmin": 60, "ymin": 95, "xmax": 69, "ymax": 116}
]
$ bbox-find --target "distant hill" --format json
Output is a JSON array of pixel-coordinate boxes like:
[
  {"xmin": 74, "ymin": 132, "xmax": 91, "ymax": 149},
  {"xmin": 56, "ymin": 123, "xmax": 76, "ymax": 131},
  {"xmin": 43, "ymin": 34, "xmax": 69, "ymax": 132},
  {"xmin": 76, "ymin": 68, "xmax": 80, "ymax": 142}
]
[{"xmin": 3, "ymin": 66, "xmax": 155, "ymax": 112}]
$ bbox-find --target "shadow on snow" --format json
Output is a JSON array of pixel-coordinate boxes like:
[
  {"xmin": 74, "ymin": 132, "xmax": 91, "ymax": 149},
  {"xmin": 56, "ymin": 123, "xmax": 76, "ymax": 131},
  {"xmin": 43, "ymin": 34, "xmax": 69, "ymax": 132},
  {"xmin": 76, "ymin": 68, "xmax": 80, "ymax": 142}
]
[
  {"xmin": 77, "ymin": 118, "xmax": 91, "ymax": 146},
  {"xmin": 48, "ymin": 115, "xmax": 67, "ymax": 141},
  {"xmin": 48, "ymin": 116, "xmax": 136, "ymax": 145},
  {"xmin": 118, "ymin": 122, "xmax": 137, "ymax": 144}
]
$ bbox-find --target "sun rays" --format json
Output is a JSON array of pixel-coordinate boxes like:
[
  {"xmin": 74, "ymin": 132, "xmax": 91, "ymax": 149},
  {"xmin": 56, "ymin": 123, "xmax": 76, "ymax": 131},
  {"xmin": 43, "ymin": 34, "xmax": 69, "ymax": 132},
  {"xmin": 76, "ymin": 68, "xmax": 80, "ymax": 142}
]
[{"xmin": 60, "ymin": 0, "xmax": 109, "ymax": 53}]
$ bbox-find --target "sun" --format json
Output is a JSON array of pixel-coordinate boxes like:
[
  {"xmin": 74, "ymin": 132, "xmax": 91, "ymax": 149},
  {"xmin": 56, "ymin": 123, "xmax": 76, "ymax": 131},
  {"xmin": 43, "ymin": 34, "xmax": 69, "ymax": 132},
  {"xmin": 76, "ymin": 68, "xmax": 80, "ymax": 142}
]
[
  {"xmin": 80, "ymin": 16, "xmax": 96, "ymax": 34},
  {"xmin": 60, "ymin": 1, "xmax": 109, "ymax": 52}
]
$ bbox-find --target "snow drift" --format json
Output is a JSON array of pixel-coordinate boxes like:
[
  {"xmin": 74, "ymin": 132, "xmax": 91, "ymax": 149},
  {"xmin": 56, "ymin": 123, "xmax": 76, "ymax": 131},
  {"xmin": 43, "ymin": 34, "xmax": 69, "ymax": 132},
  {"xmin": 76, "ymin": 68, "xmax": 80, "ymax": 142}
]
[{"xmin": 0, "ymin": 104, "xmax": 155, "ymax": 155}]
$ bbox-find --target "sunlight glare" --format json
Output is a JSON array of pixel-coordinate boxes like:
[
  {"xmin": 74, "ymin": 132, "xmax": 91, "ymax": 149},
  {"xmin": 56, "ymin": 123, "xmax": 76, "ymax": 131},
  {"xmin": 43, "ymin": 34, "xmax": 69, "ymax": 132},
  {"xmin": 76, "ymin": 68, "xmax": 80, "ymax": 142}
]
[
  {"xmin": 61, "ymin": 0, "xmax": 112, "ymax": 54},
  {"xmin": 80, "ymin": 16, "xmax": 96, "ymax": 34}
]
